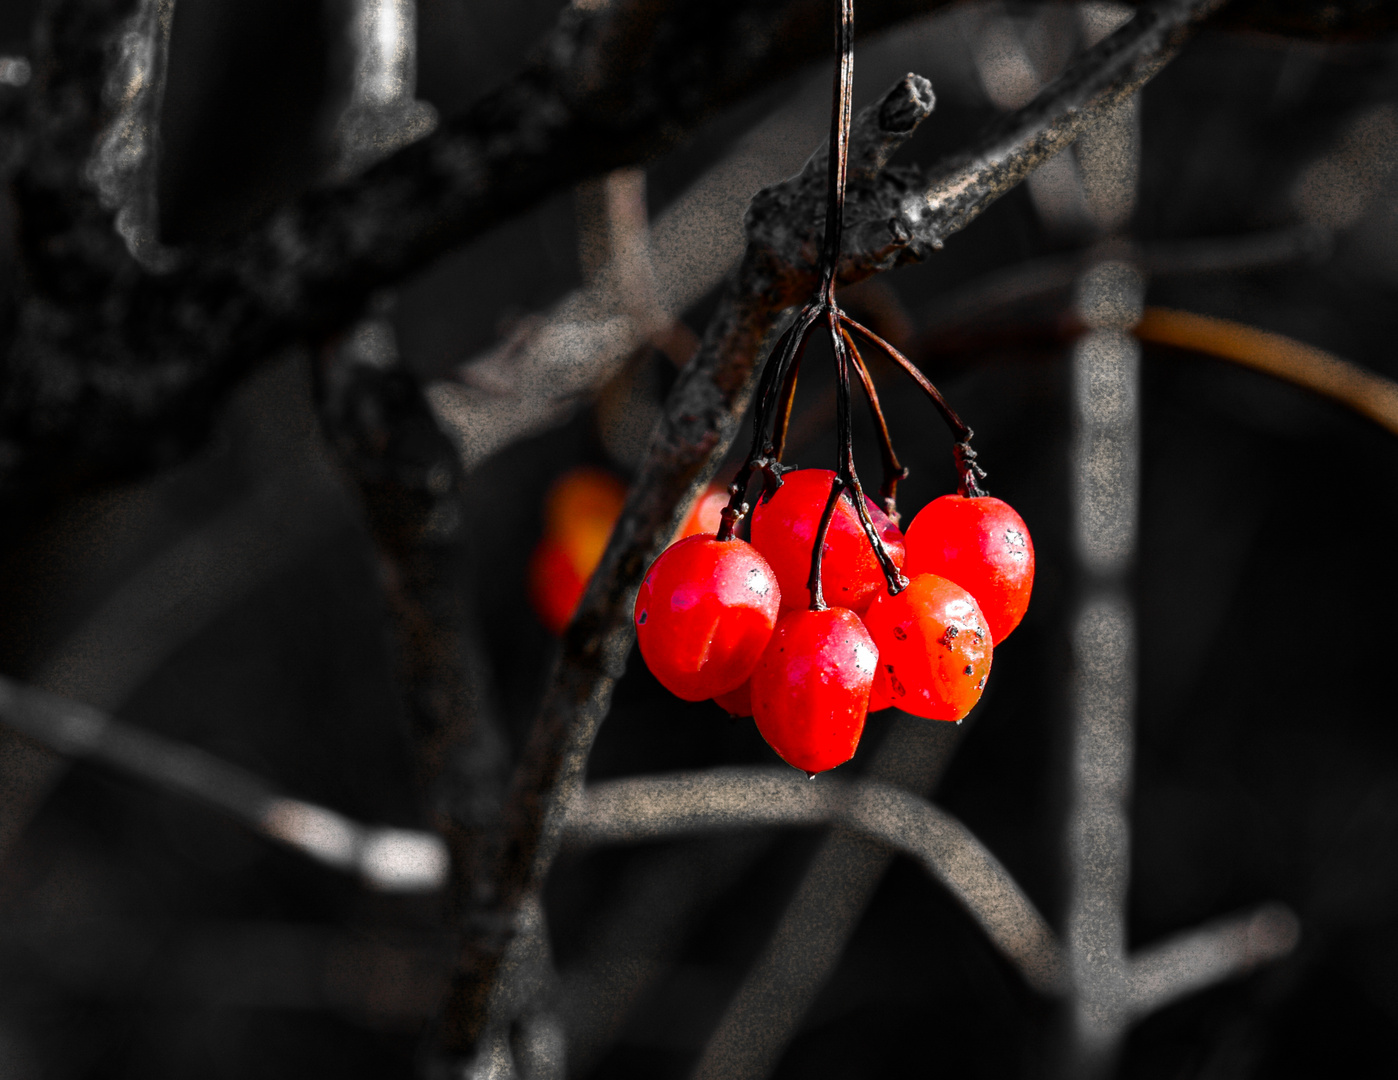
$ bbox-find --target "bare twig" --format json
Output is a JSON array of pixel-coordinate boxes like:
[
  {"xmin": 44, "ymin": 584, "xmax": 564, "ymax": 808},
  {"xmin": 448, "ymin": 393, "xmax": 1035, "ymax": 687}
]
[
  {"xmin": 911, "ymin": 224, "xmax": 1332, "ymax": 338},
  {"xmin": 561, "ymin": 833, "xmax": 772, "ymax": 1075},
  {"xmin": 688, "ymin": 714, "xmax": 960, "ymax": 1080},
  {"xmin": 566, "ymin": 766, "xmax": 1065, "ymax": 996},
  {"xmin": 0, "ymin": 470, "xmax": 345, "ymax": 864},
  {"xmin": 1135, "ymin": 306, "xmax": 1398, "ymax": 437},
  {"xmin": 1125, "ymin": 904, "xmax": 1301, "ymax": 1019},
  {"xmin": 0, "ymin": 675, "xmax": 449, "ymax": 892}
]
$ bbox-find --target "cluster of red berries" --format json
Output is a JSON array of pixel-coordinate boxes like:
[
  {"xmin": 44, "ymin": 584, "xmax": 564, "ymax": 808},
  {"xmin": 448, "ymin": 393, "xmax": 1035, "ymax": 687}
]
[{"xmin": 633, "ymin": 468, "xmax": 1033, "ymax": 774}]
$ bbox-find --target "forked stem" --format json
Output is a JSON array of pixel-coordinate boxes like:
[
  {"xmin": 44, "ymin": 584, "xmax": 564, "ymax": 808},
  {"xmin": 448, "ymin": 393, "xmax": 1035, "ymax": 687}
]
[
  {"xmin": 840, "ymin": 313, "xmax": 988, "ymax": 497},
  {"xmin": 842, "ymin": 329, "xmax": 908, "ymax": 519},
  {"xmin": 721, "ymin": 0, "xmax": 981, "ymax": 604}
]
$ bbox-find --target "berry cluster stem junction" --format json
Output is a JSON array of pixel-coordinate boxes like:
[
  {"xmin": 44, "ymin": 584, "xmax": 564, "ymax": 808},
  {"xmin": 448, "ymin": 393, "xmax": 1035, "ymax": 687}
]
[{"xmin": 715, "ymin": 0, "xmax": 988, "ymax": 611}]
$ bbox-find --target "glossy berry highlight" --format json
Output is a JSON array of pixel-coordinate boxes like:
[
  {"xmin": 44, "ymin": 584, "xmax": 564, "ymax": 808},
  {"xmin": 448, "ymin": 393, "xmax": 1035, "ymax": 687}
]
[
  {"xmin": 634, "ymin": 536, "xmax": 781, "ymax": 701},
  {"xmin": 903, "ymin": 494, "xmax": 1034, "ymax": 644},
  {"xmin": 750, "ymin": 469, "xmax": 906, "ymax": 614},
  {"xmin": 862, "ymin": 573, "xmax": 992, "ymax": 722},
  {"xmin": 751, "ymin": 607, "xmax": 878, "ymax": 774}
]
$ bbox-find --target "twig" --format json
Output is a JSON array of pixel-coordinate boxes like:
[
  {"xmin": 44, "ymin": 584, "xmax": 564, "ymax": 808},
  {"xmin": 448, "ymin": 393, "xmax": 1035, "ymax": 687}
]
[
  {"xmin": 1124, "ymin": 904, "xmax": 1301, "ymax": 1019},
  {"xmin": 0, "ymin": 471, "xmax": 345, "ymax": 865},
  {"xmin": 687, "ymin": 714, "xmax": 960, "ymax": 1080},
  {"xmin": 560, "ymin": 833, "xmax": 772, "ymax": 1076},
  {"xmin": 911, "ymin": 224, "xmax": 1332, "ymax": 338},
  {"xmin": 566, "ymin": 766, "xmax": 1065, "ymax": 997},
  {"xmin": 1135, "ymin": 306, "xmax": 1398, "ymax": 437},
  {"xmin": 440, "ymin": 3, "xmax": 1222, "ymax": 1061},
  {"xmin": 899, "ymin": 0, "xmax": 1227, "ymax": 258},
  {"xmin": 0, "ymin": 675, "xmax": 449, "ymax": 892}
]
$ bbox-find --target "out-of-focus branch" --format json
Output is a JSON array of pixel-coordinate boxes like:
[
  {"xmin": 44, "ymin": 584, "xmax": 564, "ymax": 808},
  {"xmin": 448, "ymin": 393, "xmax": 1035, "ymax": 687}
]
[
  {"xmin": 689, "ymin": 715, "xmax": 961, "ymax": 1080},
  {"xmin": 561, "ymin": 833, "xmax": 772, "ymax": 1075},
  {"xmin": 314, "ymin": 310, "xmax": 511, "ymax": 912},
  {"xmin": 566, "ymin": 766, "xmax": 1065, "ymax": 996},
  {"xmin": 0, "ymin": 467, "xmax": 345, "ymax": 865},
  {"xmin": 1125, "ymin": 904, "xmax": 1301, "ymax": 1018},
  {"xmin": 429, "ymin": 77, "xmax": 830, "ymax": 471},
  {"xmin": 1135, "ymin": 307, "xmax": 1398, "ymax": 437},
  {"xmin": 0, "ymin": 675, "xmax": 449, "ymax": 892},
  {"xmin": 912, "ymin": 224, "xmax": 1332, "ymax": 338}
]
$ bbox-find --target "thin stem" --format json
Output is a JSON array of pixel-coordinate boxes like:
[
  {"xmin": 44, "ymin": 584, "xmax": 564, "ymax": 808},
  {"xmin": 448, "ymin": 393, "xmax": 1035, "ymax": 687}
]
[
  {"xmin": 806, "ymin": 475, "xmax": 846, "ymax": 612},
  {"xmin": 842, "ymin": 329, "xmax": 908, "ymax": 519},
  {"xmin": 841, "ymin": 312, "xmax": 988, "ymax": 497},
  {"xmin": 770, "ymin": 335, "xmax": 807, "ymax": 463},
  {"xmin": 816, "ymin": 0, "xmax": 856, "ymax": 301},
  {"xmin": 840, "ymin": 313, "xmax": 971, "ymax": 441},
  {"xmin": 830, "ymin": 319, "xmax": 907, "ymax": 595},
  {"xmin": 717, "ymin": 309, "xmax": 820, "ymax": 541}
]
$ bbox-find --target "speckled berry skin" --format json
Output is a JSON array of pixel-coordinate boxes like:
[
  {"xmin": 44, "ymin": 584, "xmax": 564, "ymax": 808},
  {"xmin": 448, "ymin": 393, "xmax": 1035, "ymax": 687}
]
[
  {"xmin": 634, "ymin": 536, "xmax": 781, "ymax": 701},
  {"xmin": 903, "ymin": 494, "xmax": 1034, "ymax": 645},
  {"xmin": 750, "ymin": 469, "xmax": 905, "ymax": 614},
  {"xmin": 751, "ymin": 607, "xmax": 878, "ymax": 774},
  {"xmin": 862, "ymin": 573, "xmax": 992, "ymax": 722}
]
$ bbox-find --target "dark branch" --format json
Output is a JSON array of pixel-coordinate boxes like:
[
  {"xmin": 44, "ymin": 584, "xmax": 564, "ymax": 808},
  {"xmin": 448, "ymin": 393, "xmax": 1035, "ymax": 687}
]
[{"xmin": 1, "ymin": 0, "xmax": 1384, "ymax": 521}]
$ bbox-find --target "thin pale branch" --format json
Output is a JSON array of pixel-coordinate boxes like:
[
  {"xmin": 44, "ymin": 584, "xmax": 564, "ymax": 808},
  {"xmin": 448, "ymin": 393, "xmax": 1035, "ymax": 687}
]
[
  {"xmin": 0, "ymin": 674, "xmax": 449, "ymax": 891},
  {"xmin": 1125, "ymin": 903, "xmax": 1301, "ymax": 1019},
  {"xmin": 0, "ymin": 470, "xmax": 345, "ymax": 864},
  {"xmin": 566, "ymin": 766, "xmax": 1065, "ymax": 996},
  {"xmin": 688, "ymin": 716, "xmax": 959, "ymax": 1080}
]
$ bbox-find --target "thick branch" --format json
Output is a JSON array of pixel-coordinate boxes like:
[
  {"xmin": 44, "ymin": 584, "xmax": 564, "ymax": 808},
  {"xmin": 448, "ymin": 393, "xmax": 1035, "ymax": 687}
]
[{"xmin": 3, "ymin": 0, "xmax": 1383, "ymax": 515}]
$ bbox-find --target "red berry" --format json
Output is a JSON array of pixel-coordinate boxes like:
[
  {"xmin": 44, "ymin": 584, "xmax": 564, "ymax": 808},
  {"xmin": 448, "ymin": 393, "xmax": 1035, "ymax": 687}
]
[
  {"xmin": 867, "ymin": 677, "xmax": 892, "ymax": 713},
  {"xmin": 750, "ymin": 607, "xmax": 878, "ymax": 774},
  {"xmin": 680, "ymin": 485, "xmax": 730, "ymax": 539},
  {"xmin": 713, "ymin": 679, "xmax": 752, "ymax": 717},
  {"xmin": 528, "ymin": 467, "xmax": 628, "ymax": 635},
  {"xmin": 862, "ymin": 574, "xmax": 992, "ymax": 722},
  {"xmin": 634, "ymin": 536, "xmax": 781, "ymax": 701},
  {"xmin": 527, "ymin": 537, "xmax": 586, "ymax": 635},
  {"xmin": 750, "ymin": 469, "xmax": 906, "ymax": 614},
  {"xmin": 903, "ymin": 494, "xmax": 1034, "ymax": 644}
]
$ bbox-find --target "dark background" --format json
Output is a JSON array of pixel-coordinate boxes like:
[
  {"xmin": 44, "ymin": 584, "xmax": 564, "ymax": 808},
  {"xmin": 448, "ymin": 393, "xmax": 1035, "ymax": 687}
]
[{"xmin": 1, "ymin": 1, "xmax": 1397, "ymax": 1076}]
